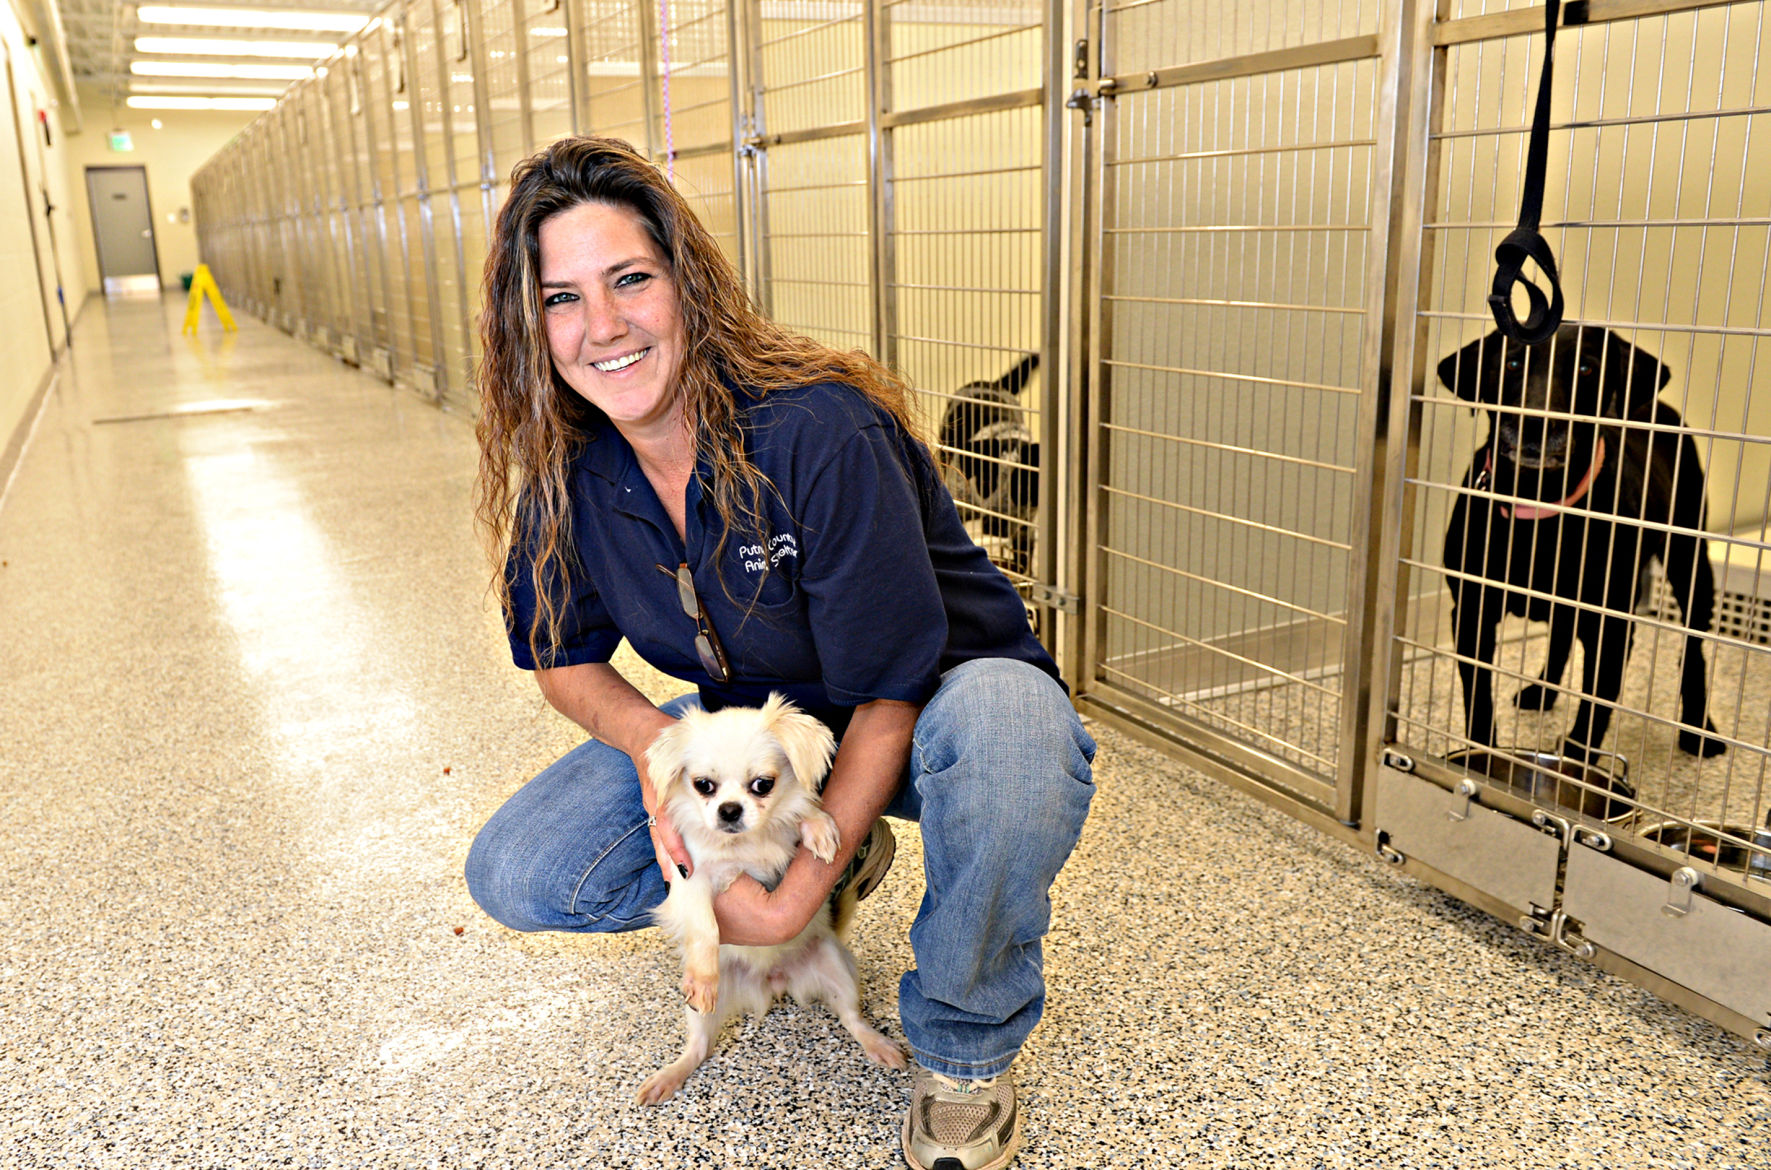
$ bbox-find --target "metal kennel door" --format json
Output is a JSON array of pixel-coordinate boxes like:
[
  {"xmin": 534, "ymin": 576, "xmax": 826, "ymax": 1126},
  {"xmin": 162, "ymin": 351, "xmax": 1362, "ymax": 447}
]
[
  {"xmin": 743, "ymin": 1, "xmax": 1070, "ymax": 636},
  {"xmin": 744, "ymin": 2, "xmax": 878, "ymax": 357},
  {"xmin": 1371, "ymin": 0, "xmax": 1771, "ymax": 1045},
  {"xmin": 1075, "ymin": 1, "xmax": 1393, "ymax": 822},
  {"xmin": 872, "ymin": 1, "xmax": 1058, "ymax": 610}
]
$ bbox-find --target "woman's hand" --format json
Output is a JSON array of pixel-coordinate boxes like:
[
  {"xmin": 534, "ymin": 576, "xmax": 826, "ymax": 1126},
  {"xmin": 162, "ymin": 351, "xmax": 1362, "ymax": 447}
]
[
  {"xmin": 712, "ymin": 872, "xmax": 810, "ymax": 947},
  {"xmin": 712, "ymin": 697, "xmax": 918, "ymax": 946},
  {"xmin": 645, "ymin": 803, "xmax": 693, "ymax": 883},
  {"xmin": 531, "ymin": 661, "xmax": 690, "ymax": 884}
]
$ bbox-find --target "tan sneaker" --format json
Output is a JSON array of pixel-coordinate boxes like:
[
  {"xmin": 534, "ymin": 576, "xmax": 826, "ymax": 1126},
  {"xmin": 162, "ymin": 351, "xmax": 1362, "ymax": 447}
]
[
  {"xmin": 902, "ymin": 1066, "xmax": 1022, "ymax": 1170},
  {"xmin": 829, "ymin": 818, "xmax": 895, "ymax": 901}
]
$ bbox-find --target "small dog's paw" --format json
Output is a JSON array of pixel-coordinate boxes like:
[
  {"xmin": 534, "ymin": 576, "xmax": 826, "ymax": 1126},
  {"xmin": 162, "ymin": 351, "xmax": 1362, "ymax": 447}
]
[
  {"xmin": 682, "ymin": 967, "xmax": 719, "ymax": 1014},
  {"xmin": 1679, "ymin": 721, "xmax": 1727, "ymax": 757},
  {"xmin": 801, "ymin": 811, "xmax": 840, "ymax": 865},
  {"xmin": 1512, "ymin": 683, "xmax": 1559, "ymax": 711},
  {"xmin": 637, "ymin": 1067, "xmax": 688, "ymax": 1106},
  {"xmin": 862, "ymin": 1033, "xmax": 908, "ymax": 1070}
]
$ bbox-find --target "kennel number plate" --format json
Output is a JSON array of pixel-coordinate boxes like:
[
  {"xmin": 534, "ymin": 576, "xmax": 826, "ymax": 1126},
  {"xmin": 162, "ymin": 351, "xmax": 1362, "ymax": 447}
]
[
  {"xmin": 1563, "ymin": 845, "xmax": 1771, "ymax": 1023},
  {"xmin": 1376, "ymin": 766, "xmax": 1561, "ymax": 915}
]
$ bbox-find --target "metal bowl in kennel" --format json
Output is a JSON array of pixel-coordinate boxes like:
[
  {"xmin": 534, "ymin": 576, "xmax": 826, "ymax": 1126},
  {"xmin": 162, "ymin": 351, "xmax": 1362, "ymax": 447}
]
[
  {"xmin": 1638, "ymin": 820, "xmax": 1771, "ymax": 882},
  {"xmin": 1444, "ymin": 746, "xmax": 1637, "ymax": 826}
]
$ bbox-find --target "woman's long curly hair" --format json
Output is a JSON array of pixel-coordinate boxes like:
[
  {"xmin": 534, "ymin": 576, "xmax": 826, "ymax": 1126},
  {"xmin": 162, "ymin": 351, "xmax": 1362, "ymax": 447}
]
[{"xmin": 476, "ymin": 135, "xmax": 924, "ymax": 666}]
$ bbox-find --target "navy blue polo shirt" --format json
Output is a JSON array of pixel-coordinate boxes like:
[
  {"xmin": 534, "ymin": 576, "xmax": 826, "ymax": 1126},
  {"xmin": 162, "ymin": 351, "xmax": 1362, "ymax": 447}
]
[{"xmin": 503, "ymin": 380, "xmax": 1058, "ymax": 734}]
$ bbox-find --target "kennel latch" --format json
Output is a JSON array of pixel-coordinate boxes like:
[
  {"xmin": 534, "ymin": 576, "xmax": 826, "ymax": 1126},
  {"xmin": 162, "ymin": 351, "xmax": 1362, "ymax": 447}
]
[{"xmin": 1662, "ymin": 867, "xmax": 1701, "ymax": 919}]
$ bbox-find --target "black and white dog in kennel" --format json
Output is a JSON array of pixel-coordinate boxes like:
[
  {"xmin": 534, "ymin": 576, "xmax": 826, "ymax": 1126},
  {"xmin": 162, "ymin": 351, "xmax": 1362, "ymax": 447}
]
[
  {"xmin": 939, "ymin": 353, "xmax": 1040, "ymax": 576},
  {"xmin": 1437, "ymin": 323, "xmax": 1726, "ymax": 762}
]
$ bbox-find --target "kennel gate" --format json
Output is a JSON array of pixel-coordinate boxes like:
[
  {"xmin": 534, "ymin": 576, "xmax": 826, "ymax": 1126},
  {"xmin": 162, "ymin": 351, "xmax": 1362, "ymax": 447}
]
[
  {"xmin": 1368, "ymin": 0, "xmax": 1771, "ymax": 1044},
  {"xmin": 1069, "ymin": 0, "xmax": 1771, "ymax": 1045},
  {"xmin": 189, "ymin": 0, "xmax": 1771, "ymax": 1046}
]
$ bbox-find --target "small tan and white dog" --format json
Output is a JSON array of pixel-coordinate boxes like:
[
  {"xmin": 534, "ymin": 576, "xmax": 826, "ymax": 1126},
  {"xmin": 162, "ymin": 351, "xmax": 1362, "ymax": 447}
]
[{"xmin": 636, "ymin": 693, "xmax": 907, "ymax": 1105}]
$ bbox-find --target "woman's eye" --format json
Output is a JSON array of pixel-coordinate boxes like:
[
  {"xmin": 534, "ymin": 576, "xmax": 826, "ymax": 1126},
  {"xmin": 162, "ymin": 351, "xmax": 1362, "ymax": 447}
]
[
  {"xmin": 542, "ymin": 291, "xmax": 575, "ymax": 307},
  {"xmin": 615, "ymin": 271, "xmax": 651, "ymax": 289}
]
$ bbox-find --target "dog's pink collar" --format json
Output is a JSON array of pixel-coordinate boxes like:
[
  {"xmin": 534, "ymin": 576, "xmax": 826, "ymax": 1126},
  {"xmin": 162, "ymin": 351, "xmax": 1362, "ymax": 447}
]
[{"xmin": 1484, "ymin": 436, "xmax": 1606, "ymax": 520}]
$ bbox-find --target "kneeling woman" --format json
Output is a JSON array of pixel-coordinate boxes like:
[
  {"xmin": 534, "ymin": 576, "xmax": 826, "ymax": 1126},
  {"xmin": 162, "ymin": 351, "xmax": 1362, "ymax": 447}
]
[{"xmin": 465, "ymin": 135, "xmax": 1095, "ymax": 1170}]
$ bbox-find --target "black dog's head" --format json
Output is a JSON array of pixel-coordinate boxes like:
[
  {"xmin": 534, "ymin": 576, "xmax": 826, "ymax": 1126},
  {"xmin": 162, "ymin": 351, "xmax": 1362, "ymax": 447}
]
[{"xmin": 1437, "ymin": 325, "xmax": 1670, "ymax": 500}]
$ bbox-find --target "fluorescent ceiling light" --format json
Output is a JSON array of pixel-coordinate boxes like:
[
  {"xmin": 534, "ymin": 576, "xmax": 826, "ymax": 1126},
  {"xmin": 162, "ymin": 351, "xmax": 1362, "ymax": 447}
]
[
  {"xmin": 126, "ymin": 96, "xmax": 279, "ymax": 111},
  {"xmin": 135, "ymin": 6, "xmax": 371, "ymax": 34},
  {"xmin": 130, "ymin": 81, "xmax": 288, "ymax": 97},
  {"xmin": 132, "ymin": 60, "xmax": 314, "ymax": 80},
  {"xmin": 134, "ymin": 36, "xmax": 338, "ymax": 59}
]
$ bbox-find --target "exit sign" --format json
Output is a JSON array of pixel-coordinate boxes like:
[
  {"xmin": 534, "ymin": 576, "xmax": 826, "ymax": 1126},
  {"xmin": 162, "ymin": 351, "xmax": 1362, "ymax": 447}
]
[{"xmin": 108, "ymin": 130, "xmax": 133, "ymax": 152}]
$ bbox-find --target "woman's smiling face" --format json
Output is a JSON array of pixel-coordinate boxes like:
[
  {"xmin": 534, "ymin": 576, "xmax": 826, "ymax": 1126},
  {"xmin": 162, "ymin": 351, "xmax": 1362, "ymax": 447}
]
[{"xmin": 538, "ymin": 200, "xmax": 687, "ymax": 437}]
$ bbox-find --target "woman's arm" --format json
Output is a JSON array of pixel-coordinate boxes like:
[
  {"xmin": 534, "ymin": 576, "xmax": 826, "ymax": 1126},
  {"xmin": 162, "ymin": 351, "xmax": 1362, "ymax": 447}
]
[
  {"xmin": 712, "ymin": 696, "xmax": 918, "ymax": 946},
  {"xmin": 534, "ymin": 661, "xmax": 690, "ymax": 877}
]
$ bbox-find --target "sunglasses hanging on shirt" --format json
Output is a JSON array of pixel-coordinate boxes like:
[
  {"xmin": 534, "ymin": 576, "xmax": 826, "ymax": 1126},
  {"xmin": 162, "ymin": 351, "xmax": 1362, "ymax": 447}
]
[{"xmin": 656, "ymin": 562, "xmax": 732, "ymax": 684}]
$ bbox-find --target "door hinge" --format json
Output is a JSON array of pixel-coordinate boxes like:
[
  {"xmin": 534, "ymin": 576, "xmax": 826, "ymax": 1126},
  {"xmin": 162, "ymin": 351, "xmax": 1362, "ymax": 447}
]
[{"xmin": 1028, "ymin": 583, "xmax": 1080, "ymax": 614}]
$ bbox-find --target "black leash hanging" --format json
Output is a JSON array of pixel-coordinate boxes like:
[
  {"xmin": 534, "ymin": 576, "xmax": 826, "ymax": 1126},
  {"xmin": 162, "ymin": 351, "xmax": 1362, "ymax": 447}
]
[{"xmin": 1489, "ymin": 0, "xmax": 1568, "ymax": 344}]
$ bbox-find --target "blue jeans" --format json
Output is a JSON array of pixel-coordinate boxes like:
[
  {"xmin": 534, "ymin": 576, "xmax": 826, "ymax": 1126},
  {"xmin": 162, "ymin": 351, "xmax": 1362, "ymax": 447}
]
[{"xmin": 465, "ymin": 657, "xmax": 1096, "ymax": 1080}]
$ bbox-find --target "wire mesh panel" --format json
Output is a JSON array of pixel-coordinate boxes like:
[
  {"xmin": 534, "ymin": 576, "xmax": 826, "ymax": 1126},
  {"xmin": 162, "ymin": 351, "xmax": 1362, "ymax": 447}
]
[
  {"xmin": 883, "ymin": 2, "xmax": 1048, "ymax": 590},
  {"xmin": 578, "ymin": 0, "xmax": 652, "ymax": 146},
  {"xmin": 748, "ymin": 1, "xmax": 873, "ymax": 352},
  {"xmin": 524, "ymin": 0, "xmax": 576, "ymax": 148},
  {"xmin": 477, "ymin": 0, "xmax": 530, "ymax": 200},
  {"xmin": 443, "ymin": 0, "xmax": 489, "ymax": 394},
  {"xmin": 315, "ymin": 67, "xmax": 362, "ymax": 361},
  {"xmin": 1083, "ymin": 0, "xmax": 1384, "ymax": 809},
  {"xmin": 293, "ymin": 85, "xmax": 343, "ymax": 348},
  {"xmin": 267, "ymin": 106, "xmax": 305, "ymax": 331},
  {"xmin": 394, "ymin": 8, "xmax": 442, "ymax": 394},
  {"xmin": 360, "ymin": 19, "xmax": 405, "ymax": 373},
  {"xmin": 648, "ymin": 1, "xmax": 739, "ymax": 266},
  {"xmin": 411, "ymin": 0, "xmax": 472, "ymax": 405},
  {"xmin": 323, "ymin": 55, "xmax": 372, "ymax": 362},
  {"xmin": 1385, "ymin": 1, "xmax": 1771, "ymax": 948}
]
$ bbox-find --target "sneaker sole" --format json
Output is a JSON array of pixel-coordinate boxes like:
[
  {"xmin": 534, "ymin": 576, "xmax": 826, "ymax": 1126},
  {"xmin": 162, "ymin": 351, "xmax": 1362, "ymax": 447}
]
[{"xmin": 852, "ymin": 821, "xmax": 896, "ymax": 901}]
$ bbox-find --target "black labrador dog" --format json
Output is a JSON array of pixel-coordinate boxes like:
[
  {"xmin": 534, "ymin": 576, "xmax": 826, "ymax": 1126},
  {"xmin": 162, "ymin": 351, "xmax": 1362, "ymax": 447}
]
[{"xmin": 1439, "ymin": 324, "xmax": 1725, "ymax": 761}]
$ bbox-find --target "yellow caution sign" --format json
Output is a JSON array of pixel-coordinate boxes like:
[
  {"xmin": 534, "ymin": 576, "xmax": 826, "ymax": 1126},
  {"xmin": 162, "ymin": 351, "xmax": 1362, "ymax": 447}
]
[{"xmin": 181, "ymin": 264, "xmax": 237, "ymax": 335}]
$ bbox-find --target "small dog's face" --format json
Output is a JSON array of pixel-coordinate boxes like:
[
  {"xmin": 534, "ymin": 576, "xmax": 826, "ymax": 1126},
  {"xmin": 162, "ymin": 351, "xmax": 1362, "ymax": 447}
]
[
  {"xmin": 1438, "ymin": 324, "xmax": 1671, "ymax": 499},
  {"xmin": 645, "ymin": 694, "xmax": 836, "ymax": 839}
]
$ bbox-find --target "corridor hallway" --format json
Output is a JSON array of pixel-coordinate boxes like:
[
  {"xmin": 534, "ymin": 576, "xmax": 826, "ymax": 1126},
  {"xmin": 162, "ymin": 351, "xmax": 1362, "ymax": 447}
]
[{"xmin": 1, "ymin": 296, "xmax": 1763, "ymax": 1167}]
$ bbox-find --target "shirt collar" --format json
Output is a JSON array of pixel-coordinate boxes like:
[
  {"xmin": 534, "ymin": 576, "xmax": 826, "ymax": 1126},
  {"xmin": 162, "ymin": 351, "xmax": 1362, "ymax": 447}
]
[{"xmin": 574, "ymin": 418, "xmax": 715, "ymax": 550}]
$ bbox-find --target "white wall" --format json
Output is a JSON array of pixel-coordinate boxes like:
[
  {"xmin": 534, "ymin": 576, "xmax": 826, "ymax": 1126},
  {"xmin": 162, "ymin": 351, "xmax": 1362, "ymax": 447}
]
[
  {"xmin": 66, "ymin": 84, "xmax": 257, "ymax": 292},
  {"xmin": 0, "ymin": 4, "xmax": 80, "ymax": 477}
]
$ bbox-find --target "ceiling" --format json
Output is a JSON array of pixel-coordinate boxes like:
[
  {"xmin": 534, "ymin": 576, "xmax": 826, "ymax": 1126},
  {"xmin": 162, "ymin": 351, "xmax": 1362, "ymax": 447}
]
[{"xmin": 56, "ymin": 0, "xmax": 386, "ymax": 106}]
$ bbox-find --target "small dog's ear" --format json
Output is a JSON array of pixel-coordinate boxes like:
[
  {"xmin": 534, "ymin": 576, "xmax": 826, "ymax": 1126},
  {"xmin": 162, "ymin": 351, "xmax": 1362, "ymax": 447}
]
[
  {"xmin": 760, "ymin": 693, "xmax": 836, "ymax": 792},
  {"xmin": 643, "ymin": 714, "xmax": 698, "ymax": 798},
  {"xmin": 1438, "ymin": 332, "xmax": 1497, "ymax": 403},
  {"xmin": 1601, "ymin": 328, "xmax": 1672, "ymax": 418}
]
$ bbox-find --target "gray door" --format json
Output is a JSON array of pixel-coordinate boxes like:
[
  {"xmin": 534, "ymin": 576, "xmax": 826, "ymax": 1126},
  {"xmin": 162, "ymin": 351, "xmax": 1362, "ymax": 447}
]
[{"xmin": 86, "ymin": 166, "xmax": 160, "ymax": 294}]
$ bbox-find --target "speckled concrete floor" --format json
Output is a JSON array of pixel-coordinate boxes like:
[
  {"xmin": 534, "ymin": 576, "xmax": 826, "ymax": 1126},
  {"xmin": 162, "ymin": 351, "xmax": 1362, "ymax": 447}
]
[{"xmin": 1, "ymin": 296, "xmax": 1766, "ymax": 1169}]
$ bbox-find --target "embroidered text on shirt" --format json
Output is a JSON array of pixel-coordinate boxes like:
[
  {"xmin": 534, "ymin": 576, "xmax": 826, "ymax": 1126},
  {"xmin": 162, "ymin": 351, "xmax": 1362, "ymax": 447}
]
[{"xmin": 740, "ymin": 533, "xmax": 800, "ymax": 573}]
